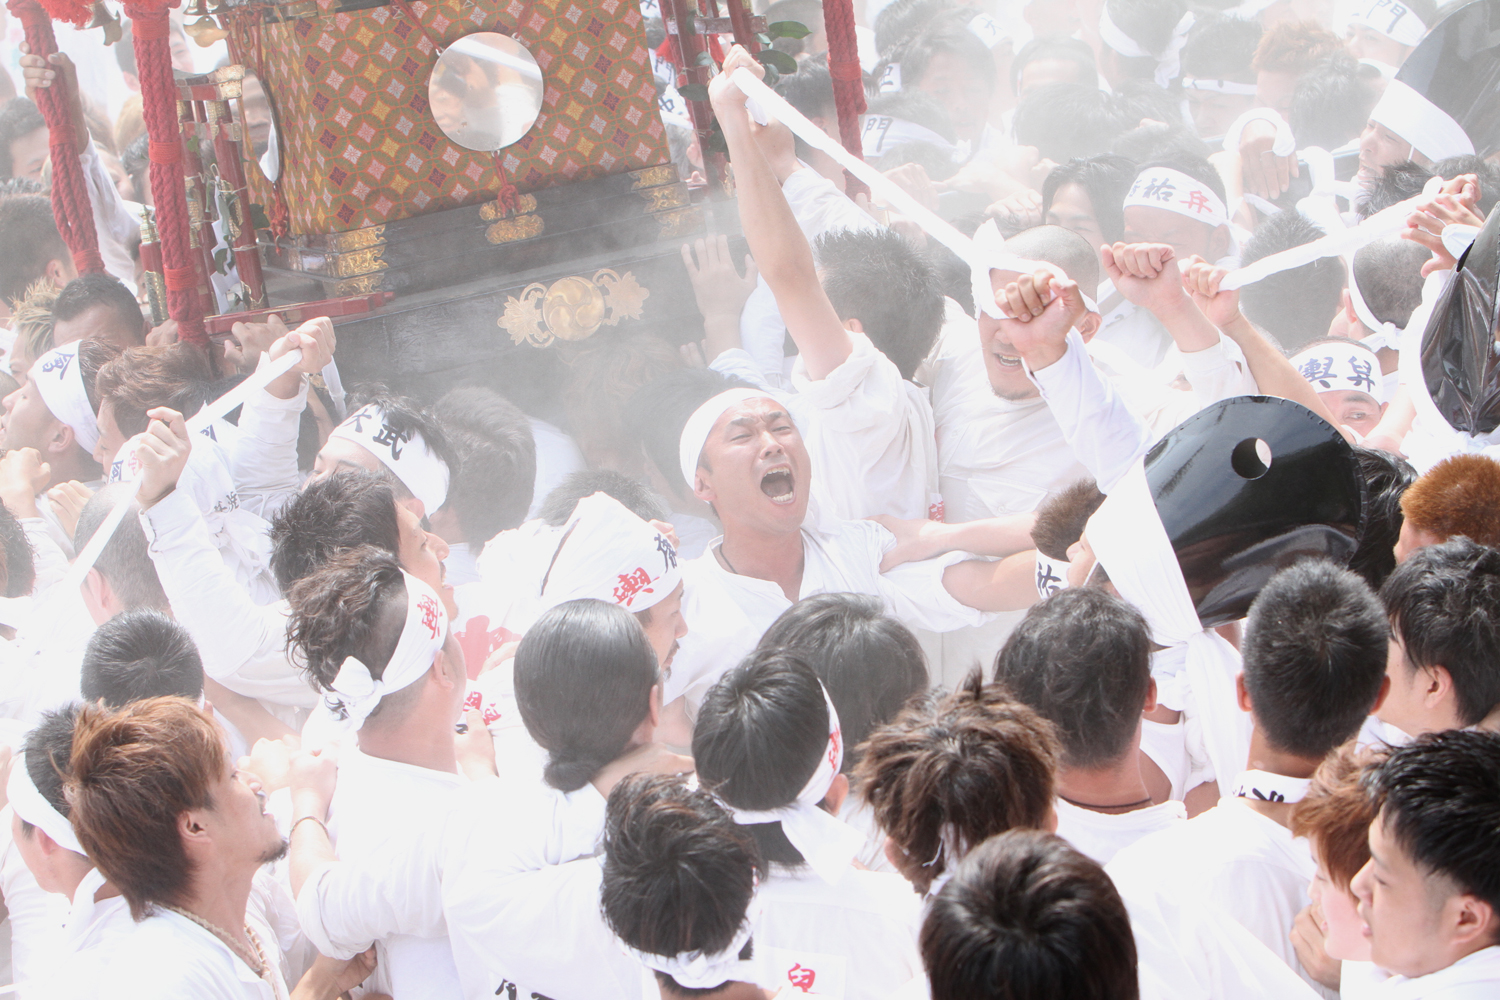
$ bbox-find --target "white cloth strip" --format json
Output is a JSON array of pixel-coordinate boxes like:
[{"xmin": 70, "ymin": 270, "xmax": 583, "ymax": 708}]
[
  {"xmin": 1221, "ymin": 107, "xmax": 1296, "ymax": 157},
  {"xmin": 319, "ymin": 569, "xmax": 448, "ymax": 734},
  {"xmin": 969, "ymin": 219, "xmax": 1100, "ymax": 320},
  {"xmin": 621, "ymin": 896, "xmax": 763, "ymax": 990},
  {"xmin": 1345, "ymin": 258, "xmax": 1406, "ymax": 355},
  {"xmin": 1182, "ymin": 77, "xmax": 1258, "ymax": 95},
  {"xmin": 327, "ymin": 403, "xmax": 450, "ymax": 514},
  {"xmin": 540, "ymin": 492, "xmax": 681, "ymax": 614},
  {"xmin": 1290, "ymin": 340, "xmax": 1388, "ymax": 404},
  {"xmin": 1231, "ymin": 769, "xmax": 1311, "ymax": 804},
  {"xmin": 1098, "ymin": 7, "xmax": 1193, "ymax": 88},
  {"xmin": 1218, "ymin": 179, "xmax": 1442, "ymax": 291},
  {"xmin": 1124, "ymin": 166, "xmax": 1229, "ymax": 229},
  {"xmin": 58, "ymin": 349, "xmax": 304, "ymax": 596},
  {"xmin": 1348, "ymin": 0, "xmax": 1426, "ymax": 46},
  {"xmin": 1370, "ymin": 79, "xmax": 1474, "ymax": 163},
  {"xmin": 30, "ymin": 343, "xmax": 100, "ymax": 455},
  {"xmin": 678, "ymin": 388, "xmax": 771, "ymax": 487},
  {"xmin": 7, "ymin": 752, "xmax": 85, "ymax": 854},
  {"xmin": 723, "ymin": 682, "xmax": 864, "ymax": 884}
]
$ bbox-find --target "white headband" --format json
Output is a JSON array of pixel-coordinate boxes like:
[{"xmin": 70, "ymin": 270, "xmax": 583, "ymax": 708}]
[
  {"xmin": 1034, "ymin": 551, "xmax": 1070, "ymax": 599},
  {"xmin": 968, "ymin": 12, "xmax": 1004, "ymax": 49},
  {"xmin": 969, "ymin": 220, "xmax": 1099, "ymax": 323},
  {"xmin": 1290, "ymin": 341, "xmax": 1389, "ymax": 405},
  {"xmin": 677, "ymin": 388, "xmax": 774, "ymax": 488},
  {"xmin": 540, "ymin": 492, "xmax": 681, "ymax": 615},
  {"xmin": 862, "ymin": 115, "xmax": 958, "ymax": 162},
  {"xmin": 30, "ymin": 344, "xmax": 99, "ymax": 455},
  {"xmin": 722, "ymin": 683, "xmax": 864, "ymax": 885},
  {"xmin": 327, "ymin": 404, "xmax": 450, "ymax": 514},
  {"xmin": 877, "ymin": 62, "xmax": 901, "ymax": 94},
  {"xmin": 320, "ymin": 570, "xmax": 448, "ymax": 733},
  {"xmin": 1346, "ymin": 258, "xmax": 1406, "ymax": 354},
  {"xmin": 1098, "ymin": 6, "xmax": 1194, "ymax": 88},
  {"xmin": 621, "ymin": 895, "xmax": 763, "ymax": 991},
  {"xmin": 1181, "ymin": 77, "xmax": 1258, "ymax": 95},
  {"xmin": 1124, "ymin": 166, "xmax": 1229, "ymax": 230},
  {"xmin": 1348, "ymin": 0, "xmax": 1427, "ymax": 47},
  {"xmin": 7, "ymin": 751, "xmax": 85, "ymax": 855},
  {"xmin": 1370, "ymin": 79, "xmax": 1475, "ymax": 163}
]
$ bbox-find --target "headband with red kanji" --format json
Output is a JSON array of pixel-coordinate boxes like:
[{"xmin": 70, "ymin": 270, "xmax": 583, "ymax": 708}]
[{"xmin": 540, "ymin": 492, "xmax": 681, "ymax": 615}]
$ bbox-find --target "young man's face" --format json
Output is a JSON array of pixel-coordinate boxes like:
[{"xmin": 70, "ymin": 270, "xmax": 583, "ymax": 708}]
[
  {"xmin": 1346, "ymin": 25, "xmax": 1411, "ymax": 69},
  {"xmin": 0, "ymin": 378, "xmax": 63, "ymax": 455},
  {"xmin": 1321, "ymin": 389, "xmax": 1383, "ymax": 437},
  {"xmin": 1187, "ymin": 90, "xmax": 1258, "ymax": 141},
  {"xmin": 637, "ymin": 581, "xmax": 688, "ymax": 676},
  {"xmin": 976, "ymin": 268, "xmax": 1042, "ymax": 402},
  {"xmin": 94, "ymin": 397, "xmax": 127, "ymax": 472},
  {"xmin": 693, "ymin": 397, "xmax": 810, "ymax": 537},
  {"xmin": 1046, "ymin": 184, "xmax": 1106, "ymax": 266},
  {"xmin": 8, "ymin": 127, "xmax": 48, "ymax": 183},
  {"xmin": 1122, "ymin": 205, "xmax": 1221, "ymax": 262},
  {"xmin": 915, "ymin": 52, "xmax": 993, "ymax": 142},
  {"xmin": 1255, "ymin": 69, "xmax": 1300, "ymax": 119},
  {"xmin": 1352, "ymin": 809, "xmax": 1490, "ymax": 978},
  {"xmin": 1358, "ymin": 120, "xmax": 1416, "ymax": 189},
  {"xmin": 1309, "ymin": 846, "xmax": 1371, "ymax": 962},
  {"xmin": 396, "ymin": 498, "xmax": 455, "ymax": 618},
  {"xmin": 207, "ymin": 760, "xmax": 286, "ymax": 870}
]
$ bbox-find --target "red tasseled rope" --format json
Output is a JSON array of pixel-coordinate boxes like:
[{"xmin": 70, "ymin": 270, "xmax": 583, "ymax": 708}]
[
  {"xmin": 6, "ymin": 0, "xmax": 105, "ymax": 277},
  {"xmin": 124, "ymin": 3, "xmax": 207, "ymax": 345},
  {"xmin": 821, "ymin": 0, "xmax": 868, "ymax": 198}
]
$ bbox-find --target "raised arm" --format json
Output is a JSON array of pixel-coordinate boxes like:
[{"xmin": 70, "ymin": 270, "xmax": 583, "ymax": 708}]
[{"xmin": 708, "ymin": 46, "xmax": 852, "ymax": 381}]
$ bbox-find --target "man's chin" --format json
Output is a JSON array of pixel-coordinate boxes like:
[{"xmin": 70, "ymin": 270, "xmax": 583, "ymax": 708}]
[
  {"xmin": 261, "ymin": 837, "xmax": 290, "ymax": 865},
  {"xmin": 989, "ymin": 378, "xmax": 1041, "ymax": 402}
]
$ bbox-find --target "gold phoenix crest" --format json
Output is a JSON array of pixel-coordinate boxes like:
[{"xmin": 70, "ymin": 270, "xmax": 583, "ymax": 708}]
[{"xmin": 498, "ymin": 269, "xmax": 649, "ymax": 347}]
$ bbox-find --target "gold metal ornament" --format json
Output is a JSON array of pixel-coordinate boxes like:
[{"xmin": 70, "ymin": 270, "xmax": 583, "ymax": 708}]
[{"xmin": 498, "ymin": 268, "xmax": 650, "ymax": 347}]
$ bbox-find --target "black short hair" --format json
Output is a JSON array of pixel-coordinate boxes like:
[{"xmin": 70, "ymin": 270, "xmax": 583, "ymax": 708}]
[
  {"xmin": 921, "ymin": 830, "xmax": 1139, "ymax": 1000},
  {"xmin": 757, "ymin": 593, "xmax": 928, "ymax": 772},
  {"xmin": 74, "ymin": 484, "xmax": 169, "ymax": 612},
  {"xmin": 52, "ymin": 273, "xmax": 146, "ymax": 344},
  {"xmin": 515, "ymin": 599, "xmax": 660, "ymax": 792},
  {"xmin": 0, "ymin": 98, "xmax": 44, "ymax": 179},
  {"xmin": 1289, "ymin": 56, "xmax": 1374, "ymax": 151},
  {"xmin": 897, "ymin": 18, "xmax": 997, "ymax": 95},
  {"xmin": 1241, "ymin": 561, "xmax": 1390, "ymax": 759},
  {"xmin": 343, "ymin": 388, "xmax": 458, "ymax": 502},
  {"xmin": 1109, "ymin": 121, "xmax": 1212, "ymax": 165},
  {"xmin": 432, "ymin": 386, "xmax": 536, "ymax": 544},
  {"xmin": 0, "ymin": 499, "xmax": 34, "ymax": 599},
  {"xmin": 80, "ymin": 610, "xmax": 205, "ymax": 706},
  {"xmin": 1014, "ymin": 84, "xmax": 1124, "ymax": 164},
  {"xmin": 1011, "ymin": 35, "xmax": 1097, "ymax": 93},
  {"xmin": 1366, "ymin": 730, "xmax": 1500, "ymax": 918},
  {"xmin": 1104, "ymin": 0, "xmax": 1188, "ymax": 59},
  {"xmin": 873, "ymin": 0, "xmax": 954, "ymax": 56},
  {"xmin": 1352, "ymin": 237, "xmax": 1429, "ymax": 329},
  {"xmin": 773, "ymin": 56, "xmax": 835, "ymax": 121},
  {"xmin": 600, "ymin": 773, "xmax": 761, "ymax": 995},
  {"xmin": 994, "ymin": 588, "xmax": 1152, "ymax": 768},
  {"xmin": 1360, "ymin": 161, "xmax": 1432, "ymax": 219},
  {"xmin": 1381, "ymin": 539, "xmax": 1500, "ymax": 726},
  {"xmin": 814, "ymin": 228, "xmax": 944, "ymax": 380},
  {"xmin": 625, "ymin": 368, "xmax": 753, "ymax": 497},
  {"xmin": 268, "ymin": 470, "xmax": 402, "ymax": 593},
  {"xmin": 1042, "ymin": 155, "xmax": 1139, "ymax": 247},
  {"xmin": 1349, "ymin": 447, "xmax": 1418, "ymax": 591},
  {"xmin": 21, "ymin": 705, "xmax": 79, "ymax": 824},
  {"xmin": 0, "ymin": 194, "xmax": 67, "ymax": 306},
  {"xmin": 694, "ymin": 649, "xmax": 830, "ymax": 868},
  {"xmin": 1239, "ymin": 210, "xmax": 1344, "ymax": 352},
  {"xmin": 537, "ymin": 468, "xmax": 669, "ymax": 526},
  {"xmin": 1181, "ymin": 10, "xmax": 1261, "ymax": 83}
]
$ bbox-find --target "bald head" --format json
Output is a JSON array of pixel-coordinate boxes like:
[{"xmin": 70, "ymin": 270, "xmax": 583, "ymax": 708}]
[
  {"xmin": 1002, "ymin": 225, "xmax": 1100, "ymax": 293},
  {"xmin": 1352, "ymin": 238, "xmax": 1428, "ymax": 329}
]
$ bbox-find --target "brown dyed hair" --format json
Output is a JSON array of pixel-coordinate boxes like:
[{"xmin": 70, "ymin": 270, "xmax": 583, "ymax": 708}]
[
  {"xmin": 1250, "ymin": 20, "xmax": 1343, "ymax": 74},
  {"xmin": 93, "ymin": 342, "xmax": 212, "ymax": 439},
  {"xmin": 1030, "ymin": 478, "xmax": 1105, "ymax": 561},
  {"xmin": 854, "ymin": 672, "xmax": 1059, "ymax": 894},
  {"xmin": 67, "ymin": 697, "xmax": 228, "ymax": 919},
  {"xmin": 1398, "ymin": 454, "xmax": 1500, "ymax": 548},
  {"xmin": 1290, "ymin": 740, "xmax": 1383, "ymax": 890}
]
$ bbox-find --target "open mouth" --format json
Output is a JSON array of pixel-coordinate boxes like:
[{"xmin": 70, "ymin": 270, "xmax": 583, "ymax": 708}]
[
  {"xmin": 760, "ymin": 465, "xmax": 796, "ymax": 505},
  {"xmin": 993, "ymin": 351, "xmax": 1023, "ymax": 370}
]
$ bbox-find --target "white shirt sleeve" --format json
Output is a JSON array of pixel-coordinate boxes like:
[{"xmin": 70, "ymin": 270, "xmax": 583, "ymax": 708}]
[
  {"xmin": 791, "ymin": 329, "xmax": 905, "ymax": 432},
  {"xmin": 228, "ymin": 371, "xmax": 308, "ymax": 520},
  {"xmin": 78, "ymin": 141, "xmax": 139, "ymax": 294},
  {"xmin": 1028, "ymin": 331, "xmax": 1152, "ymax": 493},
  {"xmin": 19, "ymin": 517, "xmax": 69, "ymax": 595},
  {"xmin": 781, "ymin": 167, "xmax": 881, "ymax": 242},
  {"xmin": 1177, "ymin": 336, "xmax": 1258, "ymax": 405},
  {"xmin": 139, "ymin": 489, "xmax": 315, "ymax": 709}
]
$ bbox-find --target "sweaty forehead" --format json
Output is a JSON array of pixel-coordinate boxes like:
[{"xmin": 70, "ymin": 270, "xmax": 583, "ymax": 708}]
[{"xmin": 710, "ymin": 396, "xmax": 784, "ymax": 434}]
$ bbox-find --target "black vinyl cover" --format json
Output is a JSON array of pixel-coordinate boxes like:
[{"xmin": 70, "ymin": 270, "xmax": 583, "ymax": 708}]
[
  {"xmin": 1397, "ymin": 0, "xmax": 1500, "ymax": 157},
  {"xmin": 1420, "ymin": 204, "xmax": 1500, "ymax": 434},
  {"xmin": 1144, "ymin": 396, "xmax": 1367, "ymax": 628}
]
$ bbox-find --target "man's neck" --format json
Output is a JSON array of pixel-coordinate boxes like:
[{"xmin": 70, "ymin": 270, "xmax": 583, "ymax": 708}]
[
  {"xmin": 357, "ymin": 714, "xmax": 459, "ymax": 775},
  {"xmin": 1239, "ymin": 729, "xmax": 1321, "ymax": 829},
  {"xmin": 718, "ymin": 523, "xmax": 806, "ymax": 602},
  {"xmin": 180, "ymin": 859, "xmax": 256, "ymax": 953},
  {"xmin": 1057, "ymin": 753, "xmax": 1155, "ymax": 814}
]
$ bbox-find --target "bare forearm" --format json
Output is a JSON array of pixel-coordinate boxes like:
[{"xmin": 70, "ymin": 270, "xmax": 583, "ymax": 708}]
[
  {"xmin": 1154, "ymin": 295, "xmax": 1219, "ymax": 354},
  {"xmin": 1220, "ymin": 315, "xmax": 1354, "ymax": 442},
  {"xmin": 931, "ymin": 514, "xmax": 1037, "ymax": 558},
  {"xmin": 941, "ymin": 552, "xmax": 1042, "ymax": 613}
]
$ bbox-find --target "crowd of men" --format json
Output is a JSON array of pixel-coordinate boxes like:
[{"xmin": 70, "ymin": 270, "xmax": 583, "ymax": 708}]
[{"xmin": 0, "ymin": 0, "xmax": 1496, "ymax": 997}]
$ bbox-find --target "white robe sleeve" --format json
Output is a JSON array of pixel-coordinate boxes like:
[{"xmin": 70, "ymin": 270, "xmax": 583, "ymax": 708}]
[
  {"xmin": 18, "ymin": 516, "xmax": 69, "ymax": 595},
  {"xmin": 1028, "ymin": 331, "xmax": 1152, "ymax": 493},
  {"xmin": 78, "ymin": 141, "xmax": 139, "ymax": 294},
  {"xmin": 228, "ymin": 370, "xmax": 308, "ymax": 520},
  {"xmin": 139, "ymin": 488, "xmax": 315, "ymax": 710},
  {"xmin": 1177, "ymin": 337, "xmax": 1258, "ymax": 405},
  {"xmin": 781, "ymin": 167, "xmax": 881, "ymax": 241}
]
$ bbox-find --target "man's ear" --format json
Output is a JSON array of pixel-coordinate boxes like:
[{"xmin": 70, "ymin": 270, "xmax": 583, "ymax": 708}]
[
  {"xmin": 822, "ymin": 772, "xmax": 849, "ymax": 815},
  {"xmin": 691, "ymin": 468, "xmax": 717, "ymax": 506},
  {"xmin": 399, "ymin": 495, "xmax": 427, "ymax": 522},
  {"xmin": 44, "ymin": 257, "xmax": 73, "ymax": 289},
  {"xmin": 1235, "ymin": 672, "xmax": 1252, "ymax": 713},
  {"xmin": 842, "ymin": 317, "xmax": 865, "ymax": 335},
  {"xmin": 1341, "ymin": 287, "xmax": 1360, "ymax": 326},
  {"xmin": 47, "ymin": 418, "xmax": 74, "ymax": 457},
  {"xmin": 1076, "ymin": 310, "xmax": 1102, "ymax": 341},
  {"xmin": 1450, "ymin": 894, "xmax": 1497, "ymax": 951},
  {"xmin": 1420, "ymin": 664, "xmax": 1456, "ymax": 712},
  {"xmin": 1209, "ymin": 224, "xmax": 1232, "ymax": 263},
  {"xmin": 178, "ymin": 808, "xmax": 211, "ymax": 847},
  {"xmin": 81, "ymin": 568, "xmax": 114, "ymax": 620},
  {"xmin": 1143, "ymin": 676, "xmax": 1158, "ymax": 715}
]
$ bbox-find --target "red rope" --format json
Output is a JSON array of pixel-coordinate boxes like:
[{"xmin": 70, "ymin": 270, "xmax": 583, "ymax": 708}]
[
  {"xmin": 124, "ymin": 1, "xmax": 206, "ymax": 345},
  {"xmin": 6, "ymin": 0, "xmax": 105, "ymax": 276},
  {"xmin": 821, "ymin": 0, "xmax": 868, "ymax": 198}
]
